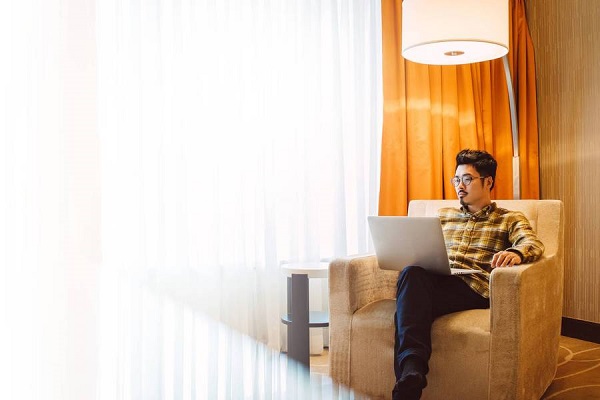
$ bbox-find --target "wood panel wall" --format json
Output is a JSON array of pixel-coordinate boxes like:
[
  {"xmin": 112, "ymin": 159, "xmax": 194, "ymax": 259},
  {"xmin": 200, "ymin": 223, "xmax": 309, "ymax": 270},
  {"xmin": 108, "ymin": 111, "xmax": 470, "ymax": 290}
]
[{"xmin": 526, "ymin": 0, "xmax": 600, "ymax": 323}]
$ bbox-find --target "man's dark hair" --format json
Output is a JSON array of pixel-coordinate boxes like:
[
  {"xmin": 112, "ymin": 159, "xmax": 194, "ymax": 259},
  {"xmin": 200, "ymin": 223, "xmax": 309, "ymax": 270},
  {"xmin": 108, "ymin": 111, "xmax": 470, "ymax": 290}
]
[{"xmin": 455, "ymin": 149, "xmax": 498, "ymax": 189}]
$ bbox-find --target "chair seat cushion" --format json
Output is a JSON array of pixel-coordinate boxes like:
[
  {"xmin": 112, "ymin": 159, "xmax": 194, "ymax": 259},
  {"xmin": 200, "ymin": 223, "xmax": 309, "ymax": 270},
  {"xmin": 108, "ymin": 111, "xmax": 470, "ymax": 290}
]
[{"xmin": 349, "ymin": 299, "xmax": 491, "ymax": 399}]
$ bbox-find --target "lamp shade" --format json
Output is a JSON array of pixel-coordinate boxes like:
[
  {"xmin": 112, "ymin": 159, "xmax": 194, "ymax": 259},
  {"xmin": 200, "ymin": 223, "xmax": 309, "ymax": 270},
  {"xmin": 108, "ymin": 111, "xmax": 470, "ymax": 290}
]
[{"xmin": 402, "ymin": 0, "xmax": 509, "ymax": 65}]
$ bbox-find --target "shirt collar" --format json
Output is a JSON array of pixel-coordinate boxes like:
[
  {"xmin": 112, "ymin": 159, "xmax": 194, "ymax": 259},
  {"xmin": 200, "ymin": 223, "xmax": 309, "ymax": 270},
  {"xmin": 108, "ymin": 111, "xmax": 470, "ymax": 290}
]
[{"xmin": 460, "ymin": 202, "xmax": 497, "ymax": 217}]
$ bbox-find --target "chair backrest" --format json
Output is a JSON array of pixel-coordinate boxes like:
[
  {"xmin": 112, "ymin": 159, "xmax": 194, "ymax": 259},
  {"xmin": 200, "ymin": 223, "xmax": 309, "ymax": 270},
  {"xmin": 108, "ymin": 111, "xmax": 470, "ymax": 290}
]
[{"xmin": 407, "ymin": 200, "xmax": 563, "ymax": 257}]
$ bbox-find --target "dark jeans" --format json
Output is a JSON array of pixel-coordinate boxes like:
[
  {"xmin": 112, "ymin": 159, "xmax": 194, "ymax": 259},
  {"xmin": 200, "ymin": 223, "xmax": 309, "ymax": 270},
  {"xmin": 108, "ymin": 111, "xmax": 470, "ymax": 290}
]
[{"xmin": 394, "ymin": 265, "xmax": 489, "ymax": 380}]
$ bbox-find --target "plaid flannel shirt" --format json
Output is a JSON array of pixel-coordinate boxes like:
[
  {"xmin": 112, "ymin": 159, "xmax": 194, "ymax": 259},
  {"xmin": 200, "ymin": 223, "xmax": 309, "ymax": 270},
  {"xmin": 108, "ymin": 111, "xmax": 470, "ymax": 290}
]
[{"xmin": 438, "ymin": 202, "xmax": 545, "ymax": 298}]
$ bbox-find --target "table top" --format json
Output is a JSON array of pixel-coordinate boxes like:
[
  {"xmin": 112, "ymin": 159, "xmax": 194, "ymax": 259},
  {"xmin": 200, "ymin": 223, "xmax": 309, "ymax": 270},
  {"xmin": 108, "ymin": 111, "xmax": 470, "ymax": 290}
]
[{"xmin": 280, "ymin": 262, "xmax": 329, "ymax": 278}]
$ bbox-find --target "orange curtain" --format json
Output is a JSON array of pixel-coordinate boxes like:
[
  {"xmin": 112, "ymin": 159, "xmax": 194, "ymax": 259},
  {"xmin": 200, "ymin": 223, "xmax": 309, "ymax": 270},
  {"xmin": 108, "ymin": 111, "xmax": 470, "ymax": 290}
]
[{"xmin": 379, "ymin": 0, "xmax": 540, "ymax": 216}]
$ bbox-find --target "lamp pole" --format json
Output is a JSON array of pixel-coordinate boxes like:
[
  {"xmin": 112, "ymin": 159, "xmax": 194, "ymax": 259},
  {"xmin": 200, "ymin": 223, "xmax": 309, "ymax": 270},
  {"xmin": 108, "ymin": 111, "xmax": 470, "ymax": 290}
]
[{"xmin": 501, "ymin": 55, "xmax": 520, "ymax": 200}]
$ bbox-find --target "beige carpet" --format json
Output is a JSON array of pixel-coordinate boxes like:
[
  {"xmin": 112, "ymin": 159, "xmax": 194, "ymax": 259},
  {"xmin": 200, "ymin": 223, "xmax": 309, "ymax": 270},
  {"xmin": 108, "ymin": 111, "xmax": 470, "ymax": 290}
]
[
  {"xmin": 542, "ymin": 336, "xmax": 600, "ymax": 399},
  {"xmin": 310, "ymin": 336, "xmax": 600, "ymax": 399}
]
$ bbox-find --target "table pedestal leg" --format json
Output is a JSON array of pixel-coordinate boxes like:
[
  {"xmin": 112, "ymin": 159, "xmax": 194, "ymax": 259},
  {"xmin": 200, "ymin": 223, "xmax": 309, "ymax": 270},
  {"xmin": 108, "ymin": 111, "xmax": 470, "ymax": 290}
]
[{"xmin": 287, "ymin": 274, "xmax": 309, "ymax": 368}]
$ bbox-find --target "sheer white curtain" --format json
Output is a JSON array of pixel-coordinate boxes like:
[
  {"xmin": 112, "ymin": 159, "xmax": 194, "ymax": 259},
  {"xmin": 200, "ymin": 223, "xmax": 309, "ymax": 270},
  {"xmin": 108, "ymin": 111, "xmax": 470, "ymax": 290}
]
[
  {"xmin": 96, "ymin": 1, "xmax": 382, "ymax": 397},
  {"xmin": 1, "ymin": 0, "xmax": 382, "ymax": 398},
  {"xmin": 96, "ymin": 0, "xmax": 382, "ymax": 343}
]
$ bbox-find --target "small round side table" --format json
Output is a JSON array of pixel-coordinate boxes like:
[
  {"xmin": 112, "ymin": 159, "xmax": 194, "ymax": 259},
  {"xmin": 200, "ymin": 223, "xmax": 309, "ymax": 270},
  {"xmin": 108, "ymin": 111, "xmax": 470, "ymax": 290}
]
[{"xmin": 280, "ymin": 262, "xmax": 329, "ymax": 368}]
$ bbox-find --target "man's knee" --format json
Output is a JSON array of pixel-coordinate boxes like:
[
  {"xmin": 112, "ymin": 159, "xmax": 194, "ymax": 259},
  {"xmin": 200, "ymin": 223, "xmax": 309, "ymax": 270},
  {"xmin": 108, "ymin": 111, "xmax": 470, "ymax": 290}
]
[{"xmin": 396, "ymin": 265, "xmax": 428, "ymax": 289}]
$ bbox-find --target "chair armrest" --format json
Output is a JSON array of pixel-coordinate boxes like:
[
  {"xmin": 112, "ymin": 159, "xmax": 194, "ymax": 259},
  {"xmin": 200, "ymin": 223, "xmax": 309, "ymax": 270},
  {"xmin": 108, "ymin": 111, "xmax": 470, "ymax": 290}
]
[
  {"xmin": 328, "ymin": 254, "xmax": 399, "ymax": 385},
  {"xmin": 330, "ymin": 254, "xmax": 399, "ymax": 313},
  {"xmin": 488, "ymin": 254, "xmax": 563, "ymax": 400}
]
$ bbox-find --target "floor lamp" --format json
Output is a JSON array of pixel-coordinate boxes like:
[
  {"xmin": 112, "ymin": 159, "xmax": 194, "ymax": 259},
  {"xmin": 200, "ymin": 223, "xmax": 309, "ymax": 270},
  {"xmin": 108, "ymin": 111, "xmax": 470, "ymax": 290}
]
[{"xmin": 401, "ymin": 0, "xmax": 521, "ymax": 199}]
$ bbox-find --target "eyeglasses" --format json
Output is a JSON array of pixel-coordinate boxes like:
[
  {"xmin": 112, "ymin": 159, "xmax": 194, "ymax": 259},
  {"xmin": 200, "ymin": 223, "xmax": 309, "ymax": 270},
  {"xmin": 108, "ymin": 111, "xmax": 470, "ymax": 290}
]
[{"xmin": 450, "ymin": 175, "xmax": 487, "ymax": 187}]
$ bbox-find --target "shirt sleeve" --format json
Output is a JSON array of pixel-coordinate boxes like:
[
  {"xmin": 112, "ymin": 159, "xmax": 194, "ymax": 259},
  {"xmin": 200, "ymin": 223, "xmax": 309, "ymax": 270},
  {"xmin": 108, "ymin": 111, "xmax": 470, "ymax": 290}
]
[{"xmin": 506, "ymin": 213, "xmax": 545, "ymax": 263}]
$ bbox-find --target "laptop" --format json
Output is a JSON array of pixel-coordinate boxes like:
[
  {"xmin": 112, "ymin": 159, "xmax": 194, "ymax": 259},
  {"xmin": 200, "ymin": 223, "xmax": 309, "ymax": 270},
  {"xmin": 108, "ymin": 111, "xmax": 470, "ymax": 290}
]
[{"xmin": 367, "ymin": 216, "xmax": 482, "ymax": 275}]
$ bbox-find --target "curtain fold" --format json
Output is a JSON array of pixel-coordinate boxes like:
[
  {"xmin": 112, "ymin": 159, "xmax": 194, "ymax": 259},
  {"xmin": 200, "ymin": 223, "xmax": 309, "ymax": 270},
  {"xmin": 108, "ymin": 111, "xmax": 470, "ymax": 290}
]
[{"xmin": 379, "ymin": 0, "xmax": 540, "ymax": 216}]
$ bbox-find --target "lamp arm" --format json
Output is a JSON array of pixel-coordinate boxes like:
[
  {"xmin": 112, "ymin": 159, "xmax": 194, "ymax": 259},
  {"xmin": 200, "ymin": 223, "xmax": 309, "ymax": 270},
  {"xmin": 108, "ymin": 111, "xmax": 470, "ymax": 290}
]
[{"xmin": 502, "ymin": 55, "xmax": 520, "ymax": 199}]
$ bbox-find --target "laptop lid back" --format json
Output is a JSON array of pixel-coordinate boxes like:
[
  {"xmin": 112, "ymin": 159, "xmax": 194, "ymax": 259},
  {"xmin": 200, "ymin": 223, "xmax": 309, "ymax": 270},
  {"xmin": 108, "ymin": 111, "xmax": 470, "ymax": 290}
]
[{"xmin": 367, "ymin": 216, "xmax": 451, "ymax": 275}]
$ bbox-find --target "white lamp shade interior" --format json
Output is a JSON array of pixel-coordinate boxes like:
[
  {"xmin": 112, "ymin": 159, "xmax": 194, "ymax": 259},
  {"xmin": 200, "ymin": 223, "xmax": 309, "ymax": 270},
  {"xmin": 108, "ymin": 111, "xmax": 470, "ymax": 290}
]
[{"xmin": 402, "ymin": 0, "xmax": 509, "ymax": 65}]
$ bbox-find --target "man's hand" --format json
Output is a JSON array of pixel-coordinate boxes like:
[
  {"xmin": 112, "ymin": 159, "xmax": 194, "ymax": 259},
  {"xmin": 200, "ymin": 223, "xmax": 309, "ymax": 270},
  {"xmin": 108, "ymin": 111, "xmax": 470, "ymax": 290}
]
[{"xmin": 491, "ymin": 250, "xmax": 522, "ymax": 268}]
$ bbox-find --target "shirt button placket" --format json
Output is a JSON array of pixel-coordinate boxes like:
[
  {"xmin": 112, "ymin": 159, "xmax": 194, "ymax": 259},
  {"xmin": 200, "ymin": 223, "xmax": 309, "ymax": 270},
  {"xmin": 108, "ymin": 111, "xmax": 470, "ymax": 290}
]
[{"xmin": 458, "ymin": 217, "xmax": 473, "ymax": 254}]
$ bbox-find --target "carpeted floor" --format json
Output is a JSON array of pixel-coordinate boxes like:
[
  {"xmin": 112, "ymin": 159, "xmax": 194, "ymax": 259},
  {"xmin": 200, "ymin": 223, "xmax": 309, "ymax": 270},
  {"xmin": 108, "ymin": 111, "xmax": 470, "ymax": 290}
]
[
  {"xmin": 310, "ymin": 336, "xmax": 600, "ymax": 399},
  {"xmin": 542, "ymin": 336, "xmax": 600, "ymax": 399}
]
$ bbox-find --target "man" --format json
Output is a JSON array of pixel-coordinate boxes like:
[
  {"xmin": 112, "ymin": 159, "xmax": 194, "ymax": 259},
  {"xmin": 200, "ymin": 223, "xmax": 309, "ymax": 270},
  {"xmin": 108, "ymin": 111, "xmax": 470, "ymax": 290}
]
[{"xmin": 392, "ymin": 149, "xmax": 545, "ymax": 400}]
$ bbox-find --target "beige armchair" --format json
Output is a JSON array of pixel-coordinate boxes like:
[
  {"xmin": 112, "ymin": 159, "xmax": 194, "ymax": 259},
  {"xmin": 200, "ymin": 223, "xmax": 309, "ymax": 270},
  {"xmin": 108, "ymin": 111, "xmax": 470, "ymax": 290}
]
[{"xmin": 329, "ymin": 200, "xmax": 564, "ymax": 400}]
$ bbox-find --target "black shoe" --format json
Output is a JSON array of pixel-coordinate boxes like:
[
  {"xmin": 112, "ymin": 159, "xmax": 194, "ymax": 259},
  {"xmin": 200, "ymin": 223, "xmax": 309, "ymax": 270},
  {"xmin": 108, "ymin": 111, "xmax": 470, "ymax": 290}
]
[{"xmin": 392, "ymin": 372, "xmax": 426, "ymax": 400}]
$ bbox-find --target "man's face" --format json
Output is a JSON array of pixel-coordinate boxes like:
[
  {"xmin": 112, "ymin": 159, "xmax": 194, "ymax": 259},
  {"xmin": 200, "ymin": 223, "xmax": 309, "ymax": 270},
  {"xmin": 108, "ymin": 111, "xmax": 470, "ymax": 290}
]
[{"xmin": 454, "ymin": 164, "xmax": 489, "ymax": 208}]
